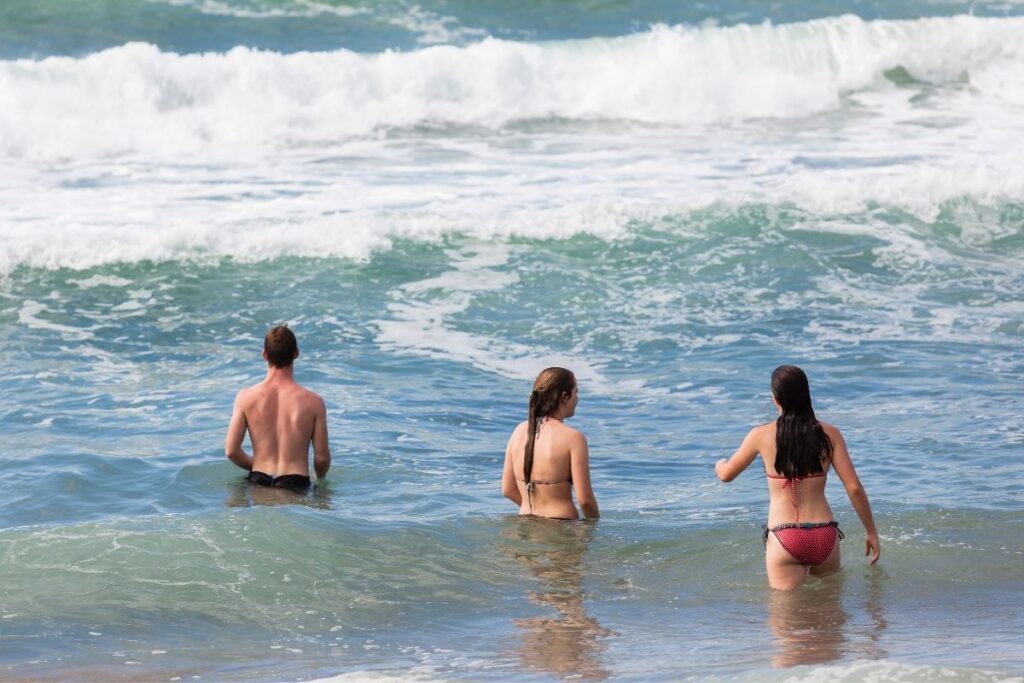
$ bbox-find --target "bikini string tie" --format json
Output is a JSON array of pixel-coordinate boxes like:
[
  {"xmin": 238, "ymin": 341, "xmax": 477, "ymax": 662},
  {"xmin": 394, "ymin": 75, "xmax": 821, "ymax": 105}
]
[{"xmin": 780, "ymin": 478, "xmax": 800, "ymax": 523}]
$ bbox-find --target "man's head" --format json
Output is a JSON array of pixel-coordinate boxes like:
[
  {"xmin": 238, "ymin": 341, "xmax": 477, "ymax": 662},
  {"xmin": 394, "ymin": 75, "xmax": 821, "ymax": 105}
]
[{"xmin": 263, "ymin": 325, "xmax": 298, "ymax": 368}]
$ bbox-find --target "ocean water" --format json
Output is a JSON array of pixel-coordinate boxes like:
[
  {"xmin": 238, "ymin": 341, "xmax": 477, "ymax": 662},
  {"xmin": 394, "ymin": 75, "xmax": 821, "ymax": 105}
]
[{"xmin": 1, "ymin": 1, "xmax": 1023, "ymax": 681}]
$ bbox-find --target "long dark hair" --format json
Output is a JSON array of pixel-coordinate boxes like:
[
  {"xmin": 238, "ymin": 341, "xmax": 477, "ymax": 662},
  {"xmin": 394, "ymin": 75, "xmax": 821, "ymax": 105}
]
[
  {"xmin": 772, "ymin": 365, "xmax": 833, "ymax": 478},
  {"xmin": 524, "ymin": 367, "xmax": 577, "ymax": 486}
]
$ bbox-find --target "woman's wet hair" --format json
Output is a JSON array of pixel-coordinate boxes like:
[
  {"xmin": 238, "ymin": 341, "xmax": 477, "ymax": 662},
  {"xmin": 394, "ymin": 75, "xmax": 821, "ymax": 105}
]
[
  {"xmin": 524, "ymin": 367, "xmax": 577, "ymax": 486},
  {"xmin": 771, "ymin": 365, "xmax": 833, "ymax": 478},
  {"xmin": 264, "ymin": 325, "xmax": 298, "ymax": 368}
]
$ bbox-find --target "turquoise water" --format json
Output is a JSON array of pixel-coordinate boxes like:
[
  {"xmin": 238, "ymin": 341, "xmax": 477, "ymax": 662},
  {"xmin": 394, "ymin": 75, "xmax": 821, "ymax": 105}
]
[{"xmin": 2, "ymin": 1, "xmax": 1023, "ymax": 681}]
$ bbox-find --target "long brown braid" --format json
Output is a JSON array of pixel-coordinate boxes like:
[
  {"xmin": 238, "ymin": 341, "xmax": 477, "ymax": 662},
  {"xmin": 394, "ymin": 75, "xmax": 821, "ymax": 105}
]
[{"xmin": 523, "ymin": 367, "xmax": 576, "ymax": 510}]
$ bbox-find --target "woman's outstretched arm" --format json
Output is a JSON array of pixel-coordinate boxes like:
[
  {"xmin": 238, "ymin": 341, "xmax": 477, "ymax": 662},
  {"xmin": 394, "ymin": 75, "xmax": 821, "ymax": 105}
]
[
  {"xmin": 715, "ymin": 426, "xmax": 763, "ymax": 482},
  {"xmin": 825, "ymin": 424, "xmax": 880, "ymax": 564}
]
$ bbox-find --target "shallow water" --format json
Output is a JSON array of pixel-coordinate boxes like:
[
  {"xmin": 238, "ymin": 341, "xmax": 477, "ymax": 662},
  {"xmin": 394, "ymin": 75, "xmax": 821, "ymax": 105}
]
[{"xmin": 1, "ymin": 1, "xmax": 1023, "ymax": 681}]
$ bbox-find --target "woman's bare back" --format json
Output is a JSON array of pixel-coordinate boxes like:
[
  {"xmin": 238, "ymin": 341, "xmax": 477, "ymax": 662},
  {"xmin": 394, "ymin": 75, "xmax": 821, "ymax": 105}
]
[
  {"xmin": 754, "ymin": 422, "xmax": 835, "ymax": 526},
  {"xmin": 508, "ymin": 419, "xmax": 579, "ymax": 519}
]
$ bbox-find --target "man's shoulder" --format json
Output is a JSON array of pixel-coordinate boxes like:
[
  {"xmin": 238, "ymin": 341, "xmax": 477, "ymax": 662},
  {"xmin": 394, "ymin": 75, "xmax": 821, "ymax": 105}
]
[
  {"xmin": 234, "ymin": 384, "xmax": 260, "ymax": 403},
  {"xmin": 296, "ymin": 385, "xmax": 326, "ymax": 409}
]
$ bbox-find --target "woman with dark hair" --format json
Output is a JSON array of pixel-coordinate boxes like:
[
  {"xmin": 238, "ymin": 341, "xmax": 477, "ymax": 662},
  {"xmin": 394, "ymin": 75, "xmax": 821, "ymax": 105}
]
[
  {"xmin": 502, "ymin": 368, "xmax": 600, "ymax": 520},
  {"xmin": 715, "ymin": 365, "xmax": 880, "ymax": 589}
]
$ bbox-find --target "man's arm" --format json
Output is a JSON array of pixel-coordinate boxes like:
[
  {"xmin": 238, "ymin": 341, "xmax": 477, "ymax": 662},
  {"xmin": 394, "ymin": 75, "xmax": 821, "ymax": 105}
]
[
  {"xmin": 225, "ymin": 391, "xmax": 254, "ymax": 471},
  {"xmin": 312, "ymin": 396, "xmax": 331, "ymax": 480}
]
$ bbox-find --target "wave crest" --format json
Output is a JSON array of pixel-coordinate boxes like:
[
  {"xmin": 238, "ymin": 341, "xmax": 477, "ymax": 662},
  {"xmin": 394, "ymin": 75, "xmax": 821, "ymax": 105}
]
[{"xmin": 2, "ymin": 15, "xmax": 1023, "ymax": 159}]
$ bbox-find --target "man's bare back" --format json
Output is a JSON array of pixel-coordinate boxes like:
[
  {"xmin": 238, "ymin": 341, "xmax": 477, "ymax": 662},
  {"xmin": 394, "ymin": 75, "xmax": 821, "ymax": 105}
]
[{"xmin": 225, "ymin": 326, "xmax": 330, "ymax": 488}]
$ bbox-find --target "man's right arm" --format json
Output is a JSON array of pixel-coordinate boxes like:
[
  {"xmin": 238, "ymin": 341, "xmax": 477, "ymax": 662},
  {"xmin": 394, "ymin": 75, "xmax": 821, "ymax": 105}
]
[
  {"xmin": 225, "ymin": 391, "xmax": 254, "ymax": 471},
  {"xmin": 312, "ymin": 395, "xmax": 331, "ymax": 480}
]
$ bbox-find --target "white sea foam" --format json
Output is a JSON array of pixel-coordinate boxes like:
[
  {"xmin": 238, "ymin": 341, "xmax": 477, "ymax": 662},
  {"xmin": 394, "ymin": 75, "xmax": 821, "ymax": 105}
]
[
  {"xmin": 2, "ymin": 15, "xmax": 1024, "ymax": 159},
  {"xmin": 1, "ymin": 165, "xmax": 1020, "ymax": 275},
  {"xmin": 2, "ymin": 16, "xmax": 1023, "ymax": 274},
  {"xmin": 373, "ymin": 243, "xmax": 619, "ymax": 386},
  {"xmin": 307, "ymin": 673, "xmax": 446, "ymax": 683},
  {"xmin": 18, "ymin": 301, "xmax": 96, "ymax": 339},
  {"xmin": 69, "ymin": 274, "xmax": 135, "ymax": 288},
  {"xmin": 774, "ymin": 659, "xmax": 1023, "ymax": 682},
  {"xmin": 384, "ymin": 4, "xmax": 488, "ymax": 45},
  {"xmin": 0, "ymin": 197, "xmax": 641, "ymax": 274},
  {"xmin": 150, "ymin": 0, "xmax": 364, "ymax": 19}
]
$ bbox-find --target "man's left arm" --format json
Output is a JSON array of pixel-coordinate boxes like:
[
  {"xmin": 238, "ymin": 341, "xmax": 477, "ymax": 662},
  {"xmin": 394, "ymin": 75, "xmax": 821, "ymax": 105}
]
[
  {"xmin": 312, "ymin": 396, "xmax": 331, "ymax": 480},
  {"xmin": 225, "ymin": 391, "xmax": 254, "ymax": 471}
]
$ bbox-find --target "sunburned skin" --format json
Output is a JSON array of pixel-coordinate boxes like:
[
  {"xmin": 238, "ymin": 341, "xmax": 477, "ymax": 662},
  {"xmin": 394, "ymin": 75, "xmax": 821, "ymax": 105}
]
[{"xmin": 225, "ymin": 330, "xmax": 330, "ymax": 485}]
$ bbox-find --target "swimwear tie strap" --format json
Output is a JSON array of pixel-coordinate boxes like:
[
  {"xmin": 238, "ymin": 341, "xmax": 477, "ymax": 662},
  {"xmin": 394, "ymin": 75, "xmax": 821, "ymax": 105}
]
[{"xmin": 786, "ymin": 478, "xmax": 800, "ymax": 522}]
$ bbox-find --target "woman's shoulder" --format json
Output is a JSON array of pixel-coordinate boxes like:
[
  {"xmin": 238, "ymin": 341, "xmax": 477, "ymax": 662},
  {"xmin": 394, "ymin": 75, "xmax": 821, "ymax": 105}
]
[
  {"xmin": 747, "ymin": 421, "xmax": 775, "ymax": 442},
  {"xmin": 552, "ymin": 421, "xmax": 587, "ymax": 447},
  {"xmin": 818, "ymin": 420, "xmax": 843, "ymax": 440}
]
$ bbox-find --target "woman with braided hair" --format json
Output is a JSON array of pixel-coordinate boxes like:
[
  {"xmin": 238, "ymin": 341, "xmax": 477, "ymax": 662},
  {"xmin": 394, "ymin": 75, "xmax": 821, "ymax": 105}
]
[
  {"xmin": 715, "ymin": 365, "xmax": 880, "ymax": 590},
  {"xmin": 502, "ymin": 367, "xmax": 599, "ymax": 520}
]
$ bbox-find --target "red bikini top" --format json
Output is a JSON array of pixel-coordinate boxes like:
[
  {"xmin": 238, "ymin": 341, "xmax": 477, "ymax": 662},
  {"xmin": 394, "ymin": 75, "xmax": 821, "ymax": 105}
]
[{"xmin": 765, "ymin": 471, "xmax": 826, "ymax": 486}]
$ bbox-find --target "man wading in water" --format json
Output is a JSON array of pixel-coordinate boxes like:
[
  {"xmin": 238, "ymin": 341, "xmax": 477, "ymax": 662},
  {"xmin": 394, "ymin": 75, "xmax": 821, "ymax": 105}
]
[{"xmin": 225, "ymin": 325, "xmax": 331, "ymax": 491}]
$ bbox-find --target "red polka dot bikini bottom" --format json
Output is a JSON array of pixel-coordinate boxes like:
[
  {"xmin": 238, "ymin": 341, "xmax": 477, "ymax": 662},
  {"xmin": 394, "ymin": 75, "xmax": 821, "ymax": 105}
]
[{"xmin": 762, "ymin": 521, "xmax": 844, "ymax": 566}]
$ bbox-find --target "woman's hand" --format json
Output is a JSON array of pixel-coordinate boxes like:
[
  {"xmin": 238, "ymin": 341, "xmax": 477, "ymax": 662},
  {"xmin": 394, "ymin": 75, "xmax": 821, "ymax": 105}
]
[
  {"xmin": 865, "ymin": 532, "xmax": 881, "ymax": 565},
  {"xmin": 714, "ymin": 458, "xmax": 728, "ymax": 479}
]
